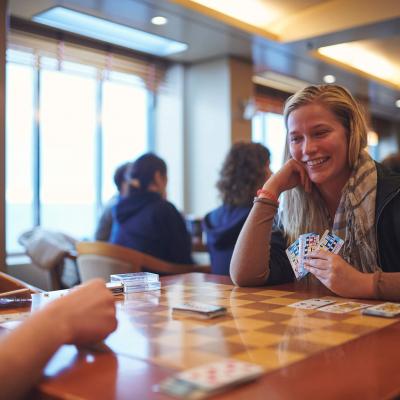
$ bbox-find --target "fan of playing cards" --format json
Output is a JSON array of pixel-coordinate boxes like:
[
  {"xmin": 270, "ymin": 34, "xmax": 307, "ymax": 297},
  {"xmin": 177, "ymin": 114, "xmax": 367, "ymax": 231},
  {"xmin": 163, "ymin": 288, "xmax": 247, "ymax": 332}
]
[{"xmin": 286, "ymin": 230, "xmax": 344, "ymax": 280}]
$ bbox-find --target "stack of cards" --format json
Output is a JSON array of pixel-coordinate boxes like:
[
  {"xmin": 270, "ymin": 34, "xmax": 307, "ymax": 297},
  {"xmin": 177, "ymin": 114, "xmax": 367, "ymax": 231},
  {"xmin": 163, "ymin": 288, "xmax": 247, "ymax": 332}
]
[
  {"xmin": 362, "ymin": 303, "xmax": 400, "ymax": 318},
  {"xmin": 110, "ymin": 272, "xmax": 161, "ymax": 293},
  {"xmin": 156, "ymin": 359, "xmax": 264, "ymax": 399},
  {"xmin": 172, "ymin": 302, "xmax": 227, "ymax": 319},
  {"xmin": 286, "ymin": 230, "xmax": 344, "ymax": 280}
]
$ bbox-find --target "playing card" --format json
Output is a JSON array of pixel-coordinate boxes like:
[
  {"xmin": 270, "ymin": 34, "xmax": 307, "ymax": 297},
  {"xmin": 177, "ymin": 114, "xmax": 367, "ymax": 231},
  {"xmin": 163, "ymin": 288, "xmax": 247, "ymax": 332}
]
[
  {"xmin": 286, "ymin": 239, "xmax": 301, "ymax": 279},
  {"xmin": 289, "ymin": 298, "xmax": 335, "ymax": 309},
  {"xmin": 298, "ymin": 233, "xmax": 319, "ymax": 277},
  {"xmin": 318, "ymin": 230, "xmax": 344, "ymax": 254},
  {"xmin": 156, "ymin": 359, "xmax": 264, "ymax": 399},
  {"xmin": 318, "ymin": 301, "xmax": 370, "ymax": 314},
  {"xmin": 362, "ymin": 302, "xmax": 400, "ymax": 318},
  {"xmin": 172, "ymin": 302, "xmax": 227, "ymax": 319}
]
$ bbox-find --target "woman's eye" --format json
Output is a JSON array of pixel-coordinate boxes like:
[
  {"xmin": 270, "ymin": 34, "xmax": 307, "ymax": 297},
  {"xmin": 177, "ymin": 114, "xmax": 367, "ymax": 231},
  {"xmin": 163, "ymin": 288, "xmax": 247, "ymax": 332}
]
[{"xmin": 290, "ymin": 136, "xmax": 301, "ymax": 143}]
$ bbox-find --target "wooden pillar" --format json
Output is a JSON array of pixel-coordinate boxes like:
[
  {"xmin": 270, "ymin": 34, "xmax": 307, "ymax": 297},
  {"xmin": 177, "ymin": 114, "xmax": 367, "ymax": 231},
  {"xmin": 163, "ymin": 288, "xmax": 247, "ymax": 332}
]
[{"xmin": 0, "ymin": 0, "xmax": 8, "ymax": 271}]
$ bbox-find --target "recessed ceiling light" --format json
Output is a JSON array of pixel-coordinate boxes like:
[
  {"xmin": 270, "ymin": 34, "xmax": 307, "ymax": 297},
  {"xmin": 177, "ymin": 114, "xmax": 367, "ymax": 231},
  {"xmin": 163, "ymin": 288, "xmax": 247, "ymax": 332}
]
[
  {"xmin": 33, "ymin": 7, "xmax": 187, "ymax": 56},
  {"xmin": 395, "ymin": 99, "xmax": 400, "ymax": 108},
  {"xmin": 151, "ymin": 16, "xmax": 168, "ymax": 26},
  {"xmin": 323, "ymin": 74, "xmax": 336, "ymax": 84}
]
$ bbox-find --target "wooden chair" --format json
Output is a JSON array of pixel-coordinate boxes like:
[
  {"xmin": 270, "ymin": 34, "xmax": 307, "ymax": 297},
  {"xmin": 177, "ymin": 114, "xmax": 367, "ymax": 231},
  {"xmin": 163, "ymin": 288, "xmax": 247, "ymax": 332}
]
[{"xmin": 76, "ymin": 241, "xmax": 211, "ymax": 282}]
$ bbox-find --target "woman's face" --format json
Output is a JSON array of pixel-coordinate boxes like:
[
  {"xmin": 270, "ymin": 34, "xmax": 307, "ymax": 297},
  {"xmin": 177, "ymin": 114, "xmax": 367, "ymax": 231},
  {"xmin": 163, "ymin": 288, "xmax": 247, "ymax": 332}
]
[{"xmin": 287, "ymin": 102, "xmax": 351, "ymax": 189}]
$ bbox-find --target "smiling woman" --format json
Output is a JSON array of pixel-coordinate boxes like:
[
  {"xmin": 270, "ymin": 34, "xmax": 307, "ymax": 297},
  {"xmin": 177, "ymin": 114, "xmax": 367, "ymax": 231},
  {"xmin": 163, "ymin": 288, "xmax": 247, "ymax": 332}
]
[{"xmin": 230, "ymin": 84, "xmax": 400, "ymax": 302}]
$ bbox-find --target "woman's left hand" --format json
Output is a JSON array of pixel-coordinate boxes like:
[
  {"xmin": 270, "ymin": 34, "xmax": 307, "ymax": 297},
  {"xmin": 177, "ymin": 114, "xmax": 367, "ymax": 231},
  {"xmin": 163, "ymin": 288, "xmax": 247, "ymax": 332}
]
[{"xmin": 304, "ymin": 250, "xmax": 374, "ymax": 298}]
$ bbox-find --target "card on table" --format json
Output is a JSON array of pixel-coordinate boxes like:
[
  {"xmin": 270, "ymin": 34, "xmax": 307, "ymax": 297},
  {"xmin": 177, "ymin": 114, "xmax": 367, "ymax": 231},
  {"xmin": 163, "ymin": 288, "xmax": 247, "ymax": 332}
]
[
  {"xmin": 156, "ymin": 359, "xmax": 264, "ymax": 399},
  {"xmin": 319, "ymin": 301, "xmax": 370, "ymax": 314},
  {"xmin": 289, "ymin": 298, "xmax": 335, "ymax": 310},
  {"xmin": 318, "ymin": 230, "xmax": 344, "ymax": 254},
  {"xmin": 172, "ymin": 302, "xmax": 227, "ymax": 319},
  {"xmin": 362, "ymin": 302, "xmax": 400, "ymax": 318}
]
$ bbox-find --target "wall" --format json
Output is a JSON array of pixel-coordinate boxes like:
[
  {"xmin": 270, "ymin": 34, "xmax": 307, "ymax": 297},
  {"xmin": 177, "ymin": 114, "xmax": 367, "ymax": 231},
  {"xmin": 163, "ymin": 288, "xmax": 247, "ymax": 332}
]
[{"xmin": 0, "ymin": 0, "xmax": 7, "ymax": 272}]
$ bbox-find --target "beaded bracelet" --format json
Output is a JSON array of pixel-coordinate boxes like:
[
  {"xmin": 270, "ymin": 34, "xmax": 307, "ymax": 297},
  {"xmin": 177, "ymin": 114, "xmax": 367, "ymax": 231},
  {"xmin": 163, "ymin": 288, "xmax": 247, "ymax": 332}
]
[{"xmin": 256, "ymin": 188, "xmax": 279, "ymax": 205}]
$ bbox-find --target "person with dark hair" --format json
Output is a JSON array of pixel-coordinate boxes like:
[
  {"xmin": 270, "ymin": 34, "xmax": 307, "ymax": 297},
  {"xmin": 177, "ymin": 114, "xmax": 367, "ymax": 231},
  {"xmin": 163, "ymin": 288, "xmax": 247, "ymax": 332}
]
[
  {"xmin": 94, "ymin": 162, "xmax": 131, "ymax": 241},
  {"xmin": 231, "ymin": 84, "xmax": 400, "ymax": 301},
  {"xmin": 381, "ymin": 152, "xmax": 400, "ymax": 174},
  {"xmin": 203, "ymin": 142, "xmax": 272, "ymax": 275},
  {"xmin": 110, "ymin": 153, "xmax": 193, "ymax": 264}
]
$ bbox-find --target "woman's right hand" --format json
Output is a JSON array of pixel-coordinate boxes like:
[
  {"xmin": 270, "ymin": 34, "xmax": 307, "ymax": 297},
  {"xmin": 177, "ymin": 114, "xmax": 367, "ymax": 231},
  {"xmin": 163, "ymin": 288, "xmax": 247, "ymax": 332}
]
[{"xmin": 262, "ymin": 158, "xmax": 311, "ymax": 197}]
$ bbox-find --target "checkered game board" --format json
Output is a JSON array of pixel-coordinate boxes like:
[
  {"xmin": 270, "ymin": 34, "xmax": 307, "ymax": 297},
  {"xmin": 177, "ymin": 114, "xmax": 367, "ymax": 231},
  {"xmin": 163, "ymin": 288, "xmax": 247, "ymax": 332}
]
[{"xmin": 105, "ymin": 281, "xmax": 396, "ymax": 373}]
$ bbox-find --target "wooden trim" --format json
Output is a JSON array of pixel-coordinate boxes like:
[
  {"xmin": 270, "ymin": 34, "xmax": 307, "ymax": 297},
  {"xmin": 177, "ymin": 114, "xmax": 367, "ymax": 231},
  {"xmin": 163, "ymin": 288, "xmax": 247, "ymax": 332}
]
[{"xmin": 0, "ymin": 0, "xmax": 7, "ymax": 272}]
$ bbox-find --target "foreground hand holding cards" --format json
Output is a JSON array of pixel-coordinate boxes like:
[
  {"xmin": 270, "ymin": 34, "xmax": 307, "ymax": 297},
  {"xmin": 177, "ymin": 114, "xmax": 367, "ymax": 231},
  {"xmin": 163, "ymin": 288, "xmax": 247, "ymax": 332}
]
[
  {"xmin": 286, "ymin": 230, "xmax": 344, "ymax": 280},
  {"xmin": 155, "ymin": 359, "xmax": 264, "ymax": 399}
]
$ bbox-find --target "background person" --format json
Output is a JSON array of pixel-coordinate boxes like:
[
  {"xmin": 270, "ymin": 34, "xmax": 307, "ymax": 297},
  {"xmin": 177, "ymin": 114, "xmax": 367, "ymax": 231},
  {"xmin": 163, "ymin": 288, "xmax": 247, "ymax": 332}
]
[
  {"xmin": 203, "ymin": 142, "xmax": 271, "ymax": 275},
  {"xmin": 110, "ymin": 153, "xmax": 193, "ymax": 264},
  {"xmin": 381, "ymin": 152, "xmax": 400, "ymax": 174},
  {"xmin": 95, "ymin": 162, "xmax": 131, "ymax": 241},
  {"xmin": 0, "ymin": 279, "xmax": 117, "ymax": 400},
  {"xmin": 230, "ymin": 84, "xmax": 400, "ymax": 301}
]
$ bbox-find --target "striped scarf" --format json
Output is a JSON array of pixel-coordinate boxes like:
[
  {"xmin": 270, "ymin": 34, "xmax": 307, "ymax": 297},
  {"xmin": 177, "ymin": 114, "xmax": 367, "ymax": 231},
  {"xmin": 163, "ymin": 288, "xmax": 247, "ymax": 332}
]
[{"xmin": 332, "ymin": 150, "xmax": 380, "ymax": 273}]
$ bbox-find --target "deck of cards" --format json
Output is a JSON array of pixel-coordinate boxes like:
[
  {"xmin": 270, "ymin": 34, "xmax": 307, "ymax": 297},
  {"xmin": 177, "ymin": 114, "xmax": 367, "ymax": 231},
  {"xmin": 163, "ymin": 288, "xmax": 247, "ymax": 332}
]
[
  {"xmin": 362, "ymin": 302, "xmax": 400, "ymax": 318},
  {"xmin": 286, "ymin": 230, "xmax": 344, "ymax": 280},
  {"xmin": 155, "ymin": 359, "xmax": 264, "ymax": 399},
  {"xmin": 110, "ymin": 272, "xmax": 161, "ymax": 293},
  {"xmin": 172, "ymin": 302, "xmax": 227, "ymax": 319}
]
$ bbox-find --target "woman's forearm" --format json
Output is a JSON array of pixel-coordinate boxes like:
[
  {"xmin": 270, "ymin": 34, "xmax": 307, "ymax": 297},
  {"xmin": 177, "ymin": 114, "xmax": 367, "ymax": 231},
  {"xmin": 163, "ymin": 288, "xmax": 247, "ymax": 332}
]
[{"xmin": 230, "ymin": 199, "xmax": 278, "ymax": 286}]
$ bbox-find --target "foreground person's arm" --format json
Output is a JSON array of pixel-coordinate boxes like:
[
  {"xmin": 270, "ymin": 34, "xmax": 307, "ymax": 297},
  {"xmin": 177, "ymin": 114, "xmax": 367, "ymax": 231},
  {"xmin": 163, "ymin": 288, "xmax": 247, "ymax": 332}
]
[
  {"xmin": 0, "ymin": 279, "xmax": 117, "ymax": 400},
  {"xmin": 230, "ymin": 199, "xmax": 278, "ymax": 286}
]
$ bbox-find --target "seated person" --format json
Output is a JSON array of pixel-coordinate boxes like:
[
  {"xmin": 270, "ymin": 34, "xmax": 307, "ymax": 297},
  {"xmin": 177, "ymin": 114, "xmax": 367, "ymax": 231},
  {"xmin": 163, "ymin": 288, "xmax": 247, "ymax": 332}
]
[
  {"xmin": 95, "ymin": 162, "xmax": 131, "ymax": 241},
  {"xmin": 230, "ymin": 84, "xmax": 400, "ymax": 301},
  {"xmin": 110, "ymin": 153, "xmax": 193, "ymax": 264},
  {"xmin": 0, "ymin": 279, "xmax": 117, "ymax": 400},
  {"xmin": 203, "ymin": 142, "xmax": 271, "ymax": 275},
  {"xmin": 381, "ymin": 153, "xmax": 400, "ymax": 174}
]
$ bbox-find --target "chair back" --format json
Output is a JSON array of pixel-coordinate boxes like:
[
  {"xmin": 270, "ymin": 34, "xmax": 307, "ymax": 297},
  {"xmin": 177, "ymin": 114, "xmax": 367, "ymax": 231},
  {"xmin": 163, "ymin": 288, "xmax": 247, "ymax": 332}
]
[{"xmin": 76, "ymin": 241, "xmax": 210, "ymax": 282}]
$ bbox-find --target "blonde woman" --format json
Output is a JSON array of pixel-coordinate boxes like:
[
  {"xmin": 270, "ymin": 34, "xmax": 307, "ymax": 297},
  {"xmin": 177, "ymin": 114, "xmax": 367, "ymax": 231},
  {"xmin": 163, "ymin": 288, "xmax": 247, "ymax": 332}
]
[{"xmin": 230, "ymin": 84, "xmax": 400, "ymax": 301}]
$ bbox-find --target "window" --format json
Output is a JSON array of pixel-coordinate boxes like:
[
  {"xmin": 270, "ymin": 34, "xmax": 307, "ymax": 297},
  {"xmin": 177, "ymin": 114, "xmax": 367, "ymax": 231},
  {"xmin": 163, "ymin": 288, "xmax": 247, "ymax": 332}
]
[
  {"xmin": 252, "ymin": 112, "xmax": 286, "ymax": 173},
  {"xmin": 6, "ymin": 42, "xmax": 151, "ymax": 254}
]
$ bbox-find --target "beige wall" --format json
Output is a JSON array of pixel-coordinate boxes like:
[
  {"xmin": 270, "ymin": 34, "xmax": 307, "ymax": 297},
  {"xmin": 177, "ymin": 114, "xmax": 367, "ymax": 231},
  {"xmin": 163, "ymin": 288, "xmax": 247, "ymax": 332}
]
[
  {"xmin": 0, "ymin": 0, "xmax": 7, "ymax": 271},
  {"xmin": 183, "ymin": 56, "xmax": 253, "ymax": 217}
]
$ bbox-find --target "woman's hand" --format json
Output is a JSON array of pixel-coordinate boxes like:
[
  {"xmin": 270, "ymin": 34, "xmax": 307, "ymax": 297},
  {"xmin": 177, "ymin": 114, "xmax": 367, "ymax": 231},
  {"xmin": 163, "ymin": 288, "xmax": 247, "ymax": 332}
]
[
  {"xmin": 262, "ymin": 158, "xmax": 311, "ymax": 197},
  {"xmin": 304, "ymin": 250, "xmax": 375, "ymax": 298}
]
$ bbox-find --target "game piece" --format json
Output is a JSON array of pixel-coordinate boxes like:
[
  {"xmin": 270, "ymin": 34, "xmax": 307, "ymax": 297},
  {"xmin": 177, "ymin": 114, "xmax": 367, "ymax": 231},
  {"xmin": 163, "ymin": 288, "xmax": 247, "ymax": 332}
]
[
  {"xmin": 362, "ymin": 302, "xmax": 400, "ymax": 318},
  {"xmin": 298, "ymin": 233, "xmax": 319, "ymax": 277},
  {"xmin": 156, "ymin": 359, "xmax": 264, "ymax": 399},
  {"xmin": 172, "ymin": 302, "xmax": 227, "ymax": 319},
  {"xmin": 289, "ymin": 298, "xmax": 335, "ymax": 309},
  {"xmin": 110, "ymin": 272, "xmax": 161, "ymax": 293},
  {"xmin": 318, "ymin": 230, "xmax": 344, "ymax": 254},
  {"xmin": 286, "ymin": 239, "xmax": 301, "ymax": 279},
  {"xmin": 318, "ymin": 301, "xmax": 370, "ymax": 314}
]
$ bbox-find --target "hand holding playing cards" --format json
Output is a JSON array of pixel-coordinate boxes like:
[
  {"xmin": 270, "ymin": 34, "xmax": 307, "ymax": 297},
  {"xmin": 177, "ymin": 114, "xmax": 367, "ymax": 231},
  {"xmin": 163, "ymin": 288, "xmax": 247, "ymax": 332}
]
[
  {"xmin": 304, "ymin": 250, "xmax": 374, "ymax": 298},
  {"xmin": 262, "ymin": 158, "xmax": 312, "ymax": 196}
]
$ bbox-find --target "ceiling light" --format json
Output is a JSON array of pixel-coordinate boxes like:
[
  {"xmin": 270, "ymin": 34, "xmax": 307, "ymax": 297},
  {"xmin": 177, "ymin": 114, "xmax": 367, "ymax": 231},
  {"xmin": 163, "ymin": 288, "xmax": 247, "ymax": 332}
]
[
  {"xmin": 253, "ymin": 72, "xmax": 310, "ymax": 93},
  {"xmin": 395, "ymin": 99, "xmax": 400, "ymax": 108},
  {"xmin": 151, "ymin": 16, "xmax": 168, "ymax": 26},
  {"xmin": 33, "ymin": 7, "xmax": 187, "ymax": 56},
  {"xmin": 317, "ymin": 43, "xmax": 400, "ymax": 88},
  {"xmin": 323, "ymin": 74, "xmax": 336, "ymax": 84}
]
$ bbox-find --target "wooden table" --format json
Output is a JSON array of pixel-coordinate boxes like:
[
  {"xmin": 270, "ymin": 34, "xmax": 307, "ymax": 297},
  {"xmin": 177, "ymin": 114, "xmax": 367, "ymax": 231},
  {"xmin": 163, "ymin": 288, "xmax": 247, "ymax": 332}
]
[{"xmin": 2, "ymin": 273, "xmax": 400, "ymax": 399}]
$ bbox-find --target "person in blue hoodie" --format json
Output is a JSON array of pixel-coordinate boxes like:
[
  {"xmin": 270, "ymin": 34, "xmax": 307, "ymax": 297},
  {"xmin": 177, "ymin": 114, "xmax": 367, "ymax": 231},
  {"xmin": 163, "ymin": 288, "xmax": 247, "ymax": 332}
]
[
  {"xmin": 110, "ymin": 153, "xmax": 193, "ymax": 264},
  {"xmin": 203, "ymin": 142, "xmax": 272, "ymax": 275}
]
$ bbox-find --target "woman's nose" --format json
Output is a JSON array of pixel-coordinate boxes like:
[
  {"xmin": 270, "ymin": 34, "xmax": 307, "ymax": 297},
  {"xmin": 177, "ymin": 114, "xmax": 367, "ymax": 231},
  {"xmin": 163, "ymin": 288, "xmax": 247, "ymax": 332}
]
[{"xmin": 303, "ymin": 137, "xmax": 317, "ymax": 155}]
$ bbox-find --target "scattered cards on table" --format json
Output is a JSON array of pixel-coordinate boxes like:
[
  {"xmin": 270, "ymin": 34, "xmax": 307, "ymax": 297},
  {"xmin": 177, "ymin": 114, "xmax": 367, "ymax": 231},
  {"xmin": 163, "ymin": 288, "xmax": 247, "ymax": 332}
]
[
  {"xmin": 155, "ymin": 359, "xmax": 264, "ymax": 399},
  {"xmin": 318, "ymin": 301, "xmax": 370, "ymax": 314},
  {"xmin": 172, "ymin": 302, "xmax": 227, "ymax": 319},
  {"xmin": 362, "ymin": 302, "xmax": 400, "ymax": 318},
  {"xmin": 286, "ymin": 229, "xmax": 344, "ymax": 280},
  {"xmin": 289, "ymin": 298, "xmax": 335, "ymax": 310}
]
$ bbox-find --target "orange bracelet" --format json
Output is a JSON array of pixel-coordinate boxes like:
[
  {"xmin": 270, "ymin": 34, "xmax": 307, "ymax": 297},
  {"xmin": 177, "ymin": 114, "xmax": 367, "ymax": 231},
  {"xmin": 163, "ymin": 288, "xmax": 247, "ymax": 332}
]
[{"xmin": 256, "ymin": 188, "xmax": 279, "ymax": 205}]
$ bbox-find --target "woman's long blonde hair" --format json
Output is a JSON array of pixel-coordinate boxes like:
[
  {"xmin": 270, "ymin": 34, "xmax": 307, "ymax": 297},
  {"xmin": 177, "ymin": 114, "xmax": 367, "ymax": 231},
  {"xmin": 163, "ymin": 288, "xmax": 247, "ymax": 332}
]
[{"xmin": 280, "ymin": 84, "xmax": 368, "ymax": 244}]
